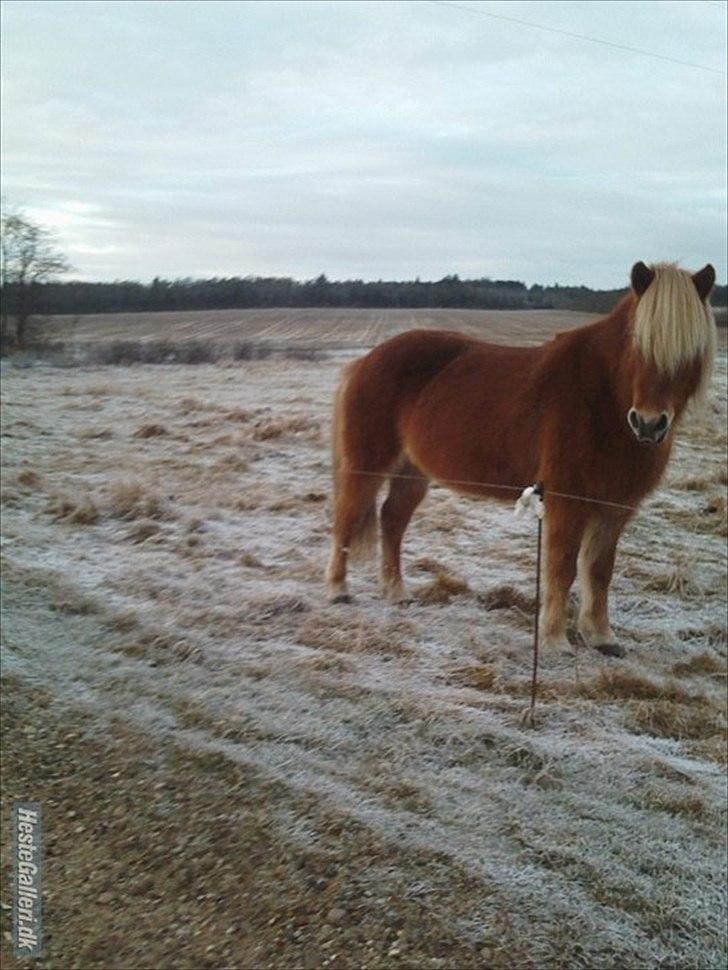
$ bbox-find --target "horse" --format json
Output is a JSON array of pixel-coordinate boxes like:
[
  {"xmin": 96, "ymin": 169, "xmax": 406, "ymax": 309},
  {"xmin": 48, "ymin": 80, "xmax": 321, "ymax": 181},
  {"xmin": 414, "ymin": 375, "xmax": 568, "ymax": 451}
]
[{"xmin": 326, "ymin": 261, "xmax": 716, "ymax": 657}]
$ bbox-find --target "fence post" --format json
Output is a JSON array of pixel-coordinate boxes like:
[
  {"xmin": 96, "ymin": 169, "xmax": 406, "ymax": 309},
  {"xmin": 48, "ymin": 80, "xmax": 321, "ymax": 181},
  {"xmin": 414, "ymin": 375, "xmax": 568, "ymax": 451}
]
[
  {"xmin": 515, "ymin": 482, "xmax": 545, "ymax": 727},
  {"xmin": 529, "ymin": 483, "xmax": 545, "ymax": 722}
]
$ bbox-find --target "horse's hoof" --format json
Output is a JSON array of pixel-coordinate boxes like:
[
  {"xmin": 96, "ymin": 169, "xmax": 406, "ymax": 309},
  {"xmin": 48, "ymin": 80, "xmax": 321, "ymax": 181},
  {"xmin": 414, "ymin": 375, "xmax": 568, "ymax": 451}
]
[
  {"xmin": 381, "ymin": 582, "xmax": 410, "ymax": 605},
  {"xmin": 330, "ymin": 593, "xmax": 353, "ymax": 605},
  {"xmin": 541, "ymin": 635, "xmax": 571, "ymax": 652},
  {"xmin": 594, "ymin": 642, "xmax": 625, "ymax": 658}
]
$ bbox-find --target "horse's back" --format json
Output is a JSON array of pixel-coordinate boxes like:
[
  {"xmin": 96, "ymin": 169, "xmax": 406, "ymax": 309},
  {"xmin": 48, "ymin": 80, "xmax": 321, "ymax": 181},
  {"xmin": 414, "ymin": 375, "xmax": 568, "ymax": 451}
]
[
  {"xmin": 351, "ymin": 328, "xmax": 536, "ymax": 391},
  {"xmin": 357, "ymin": 328, "xmax": 476, "ymax": 379},
  {"xmin": 338, "ymin": 329, "xmax": 545, "ymax": 484}
]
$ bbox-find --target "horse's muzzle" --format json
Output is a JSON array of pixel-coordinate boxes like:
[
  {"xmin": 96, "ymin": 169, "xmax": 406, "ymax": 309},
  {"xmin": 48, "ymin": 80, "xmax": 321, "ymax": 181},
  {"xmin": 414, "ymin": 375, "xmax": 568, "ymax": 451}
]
[{"xmin": 627, "ymin": 409, "xmax": 671, "ymax": 444}]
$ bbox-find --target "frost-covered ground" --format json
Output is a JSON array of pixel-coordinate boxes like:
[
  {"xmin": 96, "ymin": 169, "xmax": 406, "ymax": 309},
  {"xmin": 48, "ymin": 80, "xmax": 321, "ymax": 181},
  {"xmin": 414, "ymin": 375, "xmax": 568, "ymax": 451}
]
[{"xmin": 2, "ymin": 309, "xmax": 727, "ymax": 969}]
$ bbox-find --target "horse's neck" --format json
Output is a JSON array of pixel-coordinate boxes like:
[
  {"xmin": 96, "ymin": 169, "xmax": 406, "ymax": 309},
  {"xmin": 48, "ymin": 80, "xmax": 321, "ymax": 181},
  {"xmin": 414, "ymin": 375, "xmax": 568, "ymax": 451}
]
[{"xmin": 541, "ymin": 307, "xmax": 632, "ymax": 406}]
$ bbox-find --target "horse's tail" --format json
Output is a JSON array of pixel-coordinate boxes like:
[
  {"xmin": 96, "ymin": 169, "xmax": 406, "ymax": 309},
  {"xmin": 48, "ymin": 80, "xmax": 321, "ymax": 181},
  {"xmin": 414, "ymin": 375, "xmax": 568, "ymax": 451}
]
[
  {"xmin": 330, "ymin": 360, "xmax": 353, "ymax": 503},
  {"xmin": 330, "ymin": 360, "xmax": 379, "ymax": 561}
]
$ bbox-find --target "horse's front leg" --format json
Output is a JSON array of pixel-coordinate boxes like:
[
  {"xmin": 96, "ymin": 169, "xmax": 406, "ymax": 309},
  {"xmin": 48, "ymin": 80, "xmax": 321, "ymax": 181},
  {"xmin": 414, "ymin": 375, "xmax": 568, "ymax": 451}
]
[
  {"xmin": 540, "ymin": 505, "xmax": 587, "ymax": 651},
  {"xmin": 577, "ymin": 513, "xmax": 630, "ymax": 657}
]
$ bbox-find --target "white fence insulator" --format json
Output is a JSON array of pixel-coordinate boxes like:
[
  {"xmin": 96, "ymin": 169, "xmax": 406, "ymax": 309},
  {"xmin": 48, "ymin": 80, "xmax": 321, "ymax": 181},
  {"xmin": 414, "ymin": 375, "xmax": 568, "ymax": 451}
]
[{"xmin": 514, "ymin": 485, "xmax": 545, "ymax": 521}]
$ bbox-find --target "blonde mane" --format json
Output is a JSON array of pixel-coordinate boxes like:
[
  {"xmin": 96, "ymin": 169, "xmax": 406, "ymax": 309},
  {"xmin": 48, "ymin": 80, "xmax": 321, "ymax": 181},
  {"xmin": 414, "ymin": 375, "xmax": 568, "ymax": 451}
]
[{"xmin": 632, "ymin": 262, "xmax": 716, "ymax": 398}]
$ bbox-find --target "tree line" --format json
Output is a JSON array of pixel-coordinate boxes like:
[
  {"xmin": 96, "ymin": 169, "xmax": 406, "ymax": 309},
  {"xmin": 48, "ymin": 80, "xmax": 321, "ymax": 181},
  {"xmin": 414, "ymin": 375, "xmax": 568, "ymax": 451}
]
[{"xmin": 8, "ymin": 273, "xmax": 727, "ymax": 319}]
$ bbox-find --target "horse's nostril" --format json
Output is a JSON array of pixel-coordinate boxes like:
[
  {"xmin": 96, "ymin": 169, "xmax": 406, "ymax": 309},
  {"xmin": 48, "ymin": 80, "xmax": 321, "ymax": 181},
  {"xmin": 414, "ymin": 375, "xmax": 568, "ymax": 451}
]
[
  {"xmin": 628, "ymin": 409, "xmax": 639, "ymax": 430},
  {"xmin": 655, "ymin": 413, "xmax": 669, "ymax": 432}
]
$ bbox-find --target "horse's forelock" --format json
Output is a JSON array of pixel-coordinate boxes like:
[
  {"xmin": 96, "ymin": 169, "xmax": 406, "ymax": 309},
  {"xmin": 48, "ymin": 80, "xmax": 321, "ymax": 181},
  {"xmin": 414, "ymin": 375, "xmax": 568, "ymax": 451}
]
[{"xmin": 632, "ymin": 262, "xmax": 716, "ymax": 399}]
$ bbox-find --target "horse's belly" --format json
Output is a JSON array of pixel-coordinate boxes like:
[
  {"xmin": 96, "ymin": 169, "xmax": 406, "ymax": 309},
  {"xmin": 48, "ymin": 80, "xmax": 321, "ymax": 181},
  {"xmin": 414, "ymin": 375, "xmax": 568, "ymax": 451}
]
[{"xmin": 401, "ymin": 365, "xmax": 540, "ymax": 496}]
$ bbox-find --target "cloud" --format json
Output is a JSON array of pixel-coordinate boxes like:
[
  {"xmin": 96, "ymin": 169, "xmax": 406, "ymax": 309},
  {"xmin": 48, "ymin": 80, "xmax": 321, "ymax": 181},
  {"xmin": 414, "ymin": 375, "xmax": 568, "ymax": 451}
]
[{"xmin": 2, "ymin": 0, "xmax": 725, "ymax": 286}]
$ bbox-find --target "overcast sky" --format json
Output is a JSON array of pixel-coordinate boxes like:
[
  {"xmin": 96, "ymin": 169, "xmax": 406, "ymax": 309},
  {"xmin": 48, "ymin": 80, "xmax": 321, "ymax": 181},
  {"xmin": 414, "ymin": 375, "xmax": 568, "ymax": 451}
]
[{"xmin": 1, "ymin": 0, "xmax": 726, "ymax": 287}]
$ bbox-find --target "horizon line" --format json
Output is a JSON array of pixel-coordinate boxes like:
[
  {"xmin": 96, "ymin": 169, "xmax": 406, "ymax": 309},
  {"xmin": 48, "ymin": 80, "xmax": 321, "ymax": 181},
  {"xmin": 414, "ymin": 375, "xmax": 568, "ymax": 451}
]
[{"xmin": 36, "ymin": 270, "xmax": 727, "ymax": 291}]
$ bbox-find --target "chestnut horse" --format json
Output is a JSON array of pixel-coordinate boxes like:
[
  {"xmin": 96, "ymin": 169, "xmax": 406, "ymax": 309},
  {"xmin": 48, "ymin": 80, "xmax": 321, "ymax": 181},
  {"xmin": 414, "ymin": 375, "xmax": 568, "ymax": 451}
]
[{"xmin": 326, "ymin": 262, "xmax": 716, "ymax": 656}]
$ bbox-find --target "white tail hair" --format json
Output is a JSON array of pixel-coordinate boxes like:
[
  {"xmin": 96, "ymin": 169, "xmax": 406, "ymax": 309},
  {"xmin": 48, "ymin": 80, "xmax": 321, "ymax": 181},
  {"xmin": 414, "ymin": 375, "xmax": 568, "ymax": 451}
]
[{"xmin": 633, "ymin": 262, "xmax": 716, "ymax": 400}]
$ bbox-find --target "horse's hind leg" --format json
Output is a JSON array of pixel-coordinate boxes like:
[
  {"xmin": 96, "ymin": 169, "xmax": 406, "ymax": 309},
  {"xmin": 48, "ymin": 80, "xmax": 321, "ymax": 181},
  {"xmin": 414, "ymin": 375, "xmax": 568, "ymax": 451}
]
[
  {"xmin": 380, "ymin": 461, "xmax": 428, "ymax": 602},
  {"xmin": 326, "ymin": 469, "xmax": 382, "ymax": 603}
]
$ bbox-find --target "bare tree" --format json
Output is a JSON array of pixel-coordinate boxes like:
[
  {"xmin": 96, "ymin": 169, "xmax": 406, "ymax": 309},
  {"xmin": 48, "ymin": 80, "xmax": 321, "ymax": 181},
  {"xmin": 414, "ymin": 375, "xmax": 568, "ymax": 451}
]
[{"xmin": 1, "ymin": 205, "xmax": 71, "ymax": 349}]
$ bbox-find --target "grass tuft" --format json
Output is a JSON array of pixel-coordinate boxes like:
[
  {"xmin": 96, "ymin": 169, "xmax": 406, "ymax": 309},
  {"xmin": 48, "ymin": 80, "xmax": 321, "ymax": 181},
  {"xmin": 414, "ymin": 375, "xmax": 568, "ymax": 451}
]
[
  {"xmin": 251, "ymin": 414, "xmax": 320, "ymax": 441},
  {"xmin": 450, "ymin": 662, "xmax": 500, "ymax": 692},
  {"xmin": 125, "ymin": 519, "xmax": 165, "ymax": 544},
  {"xmin": 627, "ymin": 698, "xmax": 726, "ymax": 744},
  {"xmin": 582, "ymin": 667, "xmax": 702, "ymax": 704},
  {"xmin": 16, "ymin": 470, "xmax": 42, "ymax": 489},
  {"xmin": 46, "ymin": 493, "xmax": 100, "ymax": 525},
  {"xmin": 642, "ymin": 555, "xmax": 703, "ymax": 598},
  {"xmin": 133, "ymin": 423, "xmax": 169, "ymax": 438},
  {"xmin": 415, "ymin": 572, "xmax": 470, "ymax": 605},
  {"xmin": 629, "ymin": 784, "xmax": 707, "ymax": 819},
  {"xmin": 106, "ymin": 480, "xmax": 167, "ymax": 520},
  {"xmin": 478, "ymin": 584, "xmax": 534, "ymax": 614},
  {"xmin": 672, "ymin": 651, "xmax": 725, "ymax": 678}
]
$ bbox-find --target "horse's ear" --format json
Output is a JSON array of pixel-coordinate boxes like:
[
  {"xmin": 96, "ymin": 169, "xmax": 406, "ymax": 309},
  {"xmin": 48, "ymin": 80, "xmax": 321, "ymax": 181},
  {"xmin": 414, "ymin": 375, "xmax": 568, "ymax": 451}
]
[
  {"xmin": 692, "ymin": 264, "xmax": 716, "ymax": 301},
  {"xmin": 631, "ymin": 261, "xmax": 655, "ymax": 296}
]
